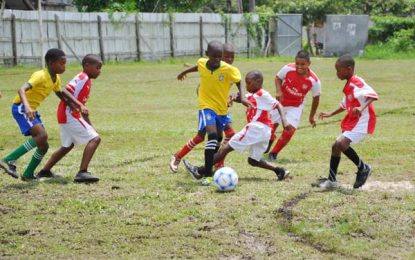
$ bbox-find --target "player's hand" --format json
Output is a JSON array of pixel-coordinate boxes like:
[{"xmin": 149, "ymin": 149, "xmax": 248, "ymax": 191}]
[
  {"xmin": 25, "ymin": 107, "xmax": 36, "ymax": 121},
  {"xmin": 275, "ymin": 94, "xmax": 282, "ymax": 101},
  {"xmin": 227, "ymin": 95, "xmax": 234, "ymax": 107},
  {"xmin": 283, "ymin": 122, "xmax": 293, "ymax": 132},
  {"xmin": 80, "ymin": 105, "xmax": 89, "ymax": 116},
  {"xmin": 309, "ymin": 116, "xmax": 316, "ymax": 128},
  {"xmin": 352, "ymin": 107, "xmax": 362, "ymax": 115},
  {"xmin": 319, "ymin": 111, "xmax": 331, "ymax": 120},
  {"xmin": 177, "ymin": 72, "xmax": 187, "ymax": 81}
]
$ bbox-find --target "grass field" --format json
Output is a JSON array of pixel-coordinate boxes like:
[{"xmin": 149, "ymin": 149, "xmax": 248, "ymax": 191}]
[{"xmin": 0, "ymin": 57, "xmax": 414, "ymax": 259}]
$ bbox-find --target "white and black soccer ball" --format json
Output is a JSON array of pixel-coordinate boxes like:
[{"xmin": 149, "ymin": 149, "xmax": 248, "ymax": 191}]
[{"xmin": 213, "ymin": 167, "xmax": 238, "ymax": 192}]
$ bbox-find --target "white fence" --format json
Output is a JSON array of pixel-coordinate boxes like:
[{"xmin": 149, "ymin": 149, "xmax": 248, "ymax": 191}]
[{"xmin": 0, "ymin": 10, "xmax": 259, "ymax": 66}]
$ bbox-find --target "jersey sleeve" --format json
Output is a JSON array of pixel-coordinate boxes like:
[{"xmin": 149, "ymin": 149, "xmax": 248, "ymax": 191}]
[
  {"xmin": 257, "ymin": 91, "xmax": 279, "ymax": 111},
  {"xmin": 27, "ymin": 71, "xmax": 44, "ymax": 89},
  {"xmin": 311, "ymin": 78, "xmax": 322, "ymax": 97},
  {"xmin": 276, "ymin": 64, "xmax": 291, "ymax": 80},
  {"xmin": 352, "ymin": 82, "xmax": 378, "ymax": 101},
  {"xmin": 228, "ymin": 65, "xmax": 241, "ymax": 83}
]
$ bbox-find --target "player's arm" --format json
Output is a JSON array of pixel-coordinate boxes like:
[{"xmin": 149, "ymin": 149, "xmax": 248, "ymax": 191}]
[
  {"xmin": 18, "ymin": 83, "xmax": 36, "ymax": 121},
  {"xmin": 352, "ymin": 97, "xmax": 376, "ymax": 115},
  {"xmin": 177, "ymin": 65, "xmax": 198, "ymax": 81},
  {"xmin": 235, "ymin": 81, "xmax": 252, "ymax": 108},
  {"xmin": 319, "ymin": 106, "xmax": 344, "ymax": 120},
  {"xmin": 275, "ymin": 76, "xmax": 283, "ymax": 101},
  {"xmin": 56, "ymin": 89, "xmax": 89, "ymax": 116},
  {"xmin": 309, "ymin": 95, "xmax": 320, "ymax": 128},
  {"xmin": 275, "ymin": 103, "xmax": 293, "ymax": 131}
]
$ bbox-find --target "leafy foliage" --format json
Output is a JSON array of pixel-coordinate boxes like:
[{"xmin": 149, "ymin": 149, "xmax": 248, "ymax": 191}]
[{"xmin": 369, "ymin": 16, "xmax": 415, "ymax": 43}]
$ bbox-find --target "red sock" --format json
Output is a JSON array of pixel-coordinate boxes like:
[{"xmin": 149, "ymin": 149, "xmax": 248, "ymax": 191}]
[
  {"xmin": 175, "ymin": 135, "xmax": 204, "ymax": 159},
  {"xmin": 271, "ymin": 128, "xmax": 296, "ymax": 155},
  {"xmin": 214, "ymin": 128, "xmax": 235, "ymax": 168}
]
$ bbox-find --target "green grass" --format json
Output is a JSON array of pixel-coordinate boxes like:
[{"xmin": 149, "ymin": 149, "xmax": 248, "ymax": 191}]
[{"xmin": 0, "ymin": 57, "xmax": 414, "ymax": 259}]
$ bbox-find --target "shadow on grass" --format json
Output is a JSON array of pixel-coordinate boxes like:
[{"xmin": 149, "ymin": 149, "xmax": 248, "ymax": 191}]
[{"xmin": 1, "ymin": 180, "xmax": 39, "ymax": 191}]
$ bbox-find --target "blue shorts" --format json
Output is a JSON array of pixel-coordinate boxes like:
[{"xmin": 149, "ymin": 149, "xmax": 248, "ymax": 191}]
[
  {"xmin": 198, "ymin": 109, "xmax": 232, "ymax": 131},
  {"xmin": 12, "ymin": 103, "xmax": 44, "ymax": 136}
]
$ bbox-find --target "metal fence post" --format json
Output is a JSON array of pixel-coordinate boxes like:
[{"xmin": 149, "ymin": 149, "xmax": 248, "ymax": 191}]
[
  {"xmin": 54, "ymin": 14, "xmax": 62, "ymax": 49},
  {"xmin": 169, "ymin": 13, "xmax": 175, "ymax": 58},
  {"xmin": 199, "ymin": 16, "xmax": 203, "ymax": 57},
  {"xmin": 135, "ymin": 13, "xmax": 141, "ymax": 61}
]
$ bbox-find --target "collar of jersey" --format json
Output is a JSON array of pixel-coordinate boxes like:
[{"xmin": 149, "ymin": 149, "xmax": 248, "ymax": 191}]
[{"xmin": 206, "ymin": 60, "xmax": 221, "ymax": 74}]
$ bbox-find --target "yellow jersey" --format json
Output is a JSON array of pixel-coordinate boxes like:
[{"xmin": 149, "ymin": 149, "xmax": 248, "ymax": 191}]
[
  {"xmin": 13, "ymin": 69, "xmax": 61, "ymax": 110},
  {"xmin": 197, "ymin": 58, "xmax": 241, "ymax": 115}
]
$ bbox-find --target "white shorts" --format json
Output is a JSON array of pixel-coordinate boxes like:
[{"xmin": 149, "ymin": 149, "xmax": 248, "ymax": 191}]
[
  {"xmin": 270, "ymin": 105, "xmax": 303, "ymax": 129},
  {"xmin": 60, "ymin": 117, "xmax": 99, "ymax": 148},
  {"xmin": 229, "ymin": 122, "xmax": 271, "ymax": 161},
  {"xmin": 337, "ymin": 131, "xmax": 367, "ymax": 144}
]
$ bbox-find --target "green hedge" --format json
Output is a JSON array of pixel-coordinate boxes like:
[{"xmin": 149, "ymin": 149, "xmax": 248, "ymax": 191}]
[{"xmin": 369, "ymin": 16, "xmax": 415, "ymax": 43}]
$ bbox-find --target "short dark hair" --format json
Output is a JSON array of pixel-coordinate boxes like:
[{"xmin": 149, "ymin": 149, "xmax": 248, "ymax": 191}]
[
  {"xmin": 207, "ymin": 40, "xmax": 223, "ymax": 53},
  {"xmin": 45, "ymin": 48, "xmax": 65, "ymax": 63},
  {"xmin": 337, "ymin": 54, "xmax": 355, "ymax": 69},
  {"xmin": 82, "ymin": 54, "xmax": 102, "ymax": 66},
  {"xmin": 295, "ymin": 50, "xmax": 310, "ymax": 62},
  {"xmin": 246, "ymin": 70, "xmax": 263, "ymax": 84},
  {"xmin": 223, "ymin": 43, "xmax": 235, "ymax": 53}
]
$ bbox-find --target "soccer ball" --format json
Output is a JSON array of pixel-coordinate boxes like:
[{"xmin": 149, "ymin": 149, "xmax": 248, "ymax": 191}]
[{"xmin": 213, "ymin": 167, "xmax": 238, "ymax": 192}]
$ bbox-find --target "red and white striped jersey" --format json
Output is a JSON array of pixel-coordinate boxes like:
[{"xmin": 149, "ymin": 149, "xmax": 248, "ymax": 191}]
[
  {"xmin": 246, "ymin": 89, "xmax": 279, "ymax": 128},
  {"xmin": 277, "ymin": 63, "xmax": 321, "ymax": 107},
  {"xmin": 340, "ymin": 75, "xmax": 378, "ymax": 134},
  {"xmin": 57, "ymin": 72, "xmax": 91, "ymax": 124}
]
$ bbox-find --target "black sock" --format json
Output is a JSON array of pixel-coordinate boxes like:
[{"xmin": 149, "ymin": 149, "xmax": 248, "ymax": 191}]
[
  {"xmin": 343, "ymin": 147, "xmax": 365, "ymax": 171},
  {"xmin": 329, "ymin": 156, "xmax": 340, "ymax": 181},
  {"xmin": 204, "ymin": 133, "xmax": 218, "ymax": 177},
  {"xmin": 215, "ymin": 136, "xmax": 223, "ymax": 153}
]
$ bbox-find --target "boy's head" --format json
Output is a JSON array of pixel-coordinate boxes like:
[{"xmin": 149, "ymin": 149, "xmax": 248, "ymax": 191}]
[
  {"xmin": 245, "ymin": 70, "xmax": 263, "ymax": 93},
  {"xmin": 295, "ymin": 50, "xmax": 310, "ymax": 76},
  {"xmin": 45, "ymin": 48, "xmax": 66, "ymax": 75},
  {"xmin": 205, "ymin": 40, "xmax": 223, "ymax": 69},
  {"xmin": 222, "ymin": 43, "xmax": 235, "ymax": 65},
  {"xmin": 335, "ymin": 54, "xmax": 355, "ymax": 80},
  {"xmin": 82, "ymin": 54, "xmax": 103, "ymax": 79}
]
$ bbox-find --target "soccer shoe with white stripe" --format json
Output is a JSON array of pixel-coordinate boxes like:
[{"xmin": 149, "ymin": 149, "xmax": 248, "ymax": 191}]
[
  {"xmin": 311, "ymin": 178, "xmax": 339, "ymax": 189},
  {"xmin": 353, "ymin": 164, "xmax": 372, "ymax": 189},
  {"xmin": 169, "ymin": 155, "xmax": 181, "ymax": 173},
  {"xmin": 0, "ymin": 160, "xmax": 18, "ymax": 179},
  {"xmin": 183, "ymin": 160, "xmax": 203, "ymax": 180},
  {"xmin": 274, "ymin": 167, "xmax": 289, "ymax": 181}
]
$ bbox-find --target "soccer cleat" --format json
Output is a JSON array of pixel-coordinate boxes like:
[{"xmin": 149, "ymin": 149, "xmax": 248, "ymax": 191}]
[
  {"xmin": 183, "ymin": 160, "xmax": 203, "ymax": 180},
  {"xmin": 201, "ymin": 176, "xmax": 213, "ymax": 186},
  {"xmin": 268, "ymin": 153, "xmax": 278, "ymax": 162},
  {"xmin": 21, "ymin": 174, "xmax": 37, "ymax": 182},
  {"xmin": 353, "ymin": 164, "xmax": 372, "ymax": 189},
  {"xmin": 0, "ymin": 160, "xmax": 18, "ymax": 179},
  {"xmin": 36, "ymin": 169, "xmax": 60, "ymax": 178},
  {"xmin": 169, "ymin": 155, "xmax": 181, "ymax": 173},
  {"xmin": 274, "ymin": 167, "xmax": 290, "ymax": 181},
  {"xmin": 74, "ymin": 171, "xmax": 99, "ymax": 183},
  {"xmin": 311, "ymin": 178, "xmax": 338, "ymax": 189}
]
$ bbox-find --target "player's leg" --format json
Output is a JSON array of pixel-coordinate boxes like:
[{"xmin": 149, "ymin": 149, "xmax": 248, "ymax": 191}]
[
  {"xmin": 1, "ymin": 104, "xmax": 38, "ymax": 178},
  {"xmin": 269, "ymin": 106, "xmax": 302, "ymax": 161},
  {"xmin": 203, "ymin": 124, "xmax": 218, "ymax": 177},
  {"xmin": 170, "ymin": 130, "xmax": 205, "ymax": 173},
  {"xmin": 247, "ymin": 158, "xmax": 289, "ymax": 181},
  {"xmin": 212, "ymin": 143, "xmax": 234, "ymax": 165},
  {"xmin": 37, "ymin": 145, "xmax": 73, "ymax": 178},
  {"xmin": 340, "ymin": 132, "xmax": 372, "ymax": 188},
  {"xmin": 21, "ymin": 124, "xmax": 49, "ymax": 180},
  {"xmin": 214, "ymin": 120, "xmax": 235, "ymax": 168}
]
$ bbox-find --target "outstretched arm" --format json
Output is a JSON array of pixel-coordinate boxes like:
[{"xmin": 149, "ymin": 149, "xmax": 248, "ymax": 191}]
[
  {"xmin": 235, "ymin": 81, "xmax": 252, "ymax": 108},
  {"xmin": 18, "ymin": 83, "xmax": 35, "ymax": 120},
  {"xmin": 352, "ymin": 97, "xmax": 376, "ymax": 115},
  {"xmin": 309, "ymin": 95, "xmax": 320, "ymax": 128},
  {"xmin": 177, "ymin": 65, "xmax": 198, "ymax": 81},
  {"xmin": 275, "ymin": 76, "xmax": 283, "ymax": 101},
  {"xmin": 56, "ymin": 89, "xmax": 88, "ymax": 116},
  {"xmin": 319, "ymin": 106, "xmax": 345, "ymax": 120}
]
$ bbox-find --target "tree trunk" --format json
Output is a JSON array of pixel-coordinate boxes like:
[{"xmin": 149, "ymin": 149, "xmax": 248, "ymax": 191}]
[
  {"xmin": 237, "ymin": 0, "xmax": 243, "ymax": 13},
  {"xmin": 226, "ymin": 0, "xmax": 232, "ymax": 13},
  {"xmin": 306, "ymin": 25, "xmax": 315, "ymax": 56},
  {"xmin": 249, "ymin": 0, "xmax": 255, "ymax": 12}
]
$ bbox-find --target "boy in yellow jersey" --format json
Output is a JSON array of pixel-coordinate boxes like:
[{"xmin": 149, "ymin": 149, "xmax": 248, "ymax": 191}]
[
  {"xmin": 0, "ymin": 48, "xmax": 87, "ymax": 181},
  {"xmin": 178, "ymin": 40, "xmax": 251, "ymax": 180}
]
